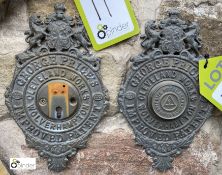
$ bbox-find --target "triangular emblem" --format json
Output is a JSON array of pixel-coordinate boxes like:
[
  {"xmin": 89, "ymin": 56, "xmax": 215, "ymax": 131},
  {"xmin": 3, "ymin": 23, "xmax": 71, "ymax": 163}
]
[{"xmin": 163, "ymin": 95, "xmax": 176, "ymax": 108}]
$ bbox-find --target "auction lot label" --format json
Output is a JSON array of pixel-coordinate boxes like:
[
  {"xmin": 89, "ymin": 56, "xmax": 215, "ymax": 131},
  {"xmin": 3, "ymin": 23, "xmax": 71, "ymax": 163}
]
[
  {"xmin": 199, "ymin": 56, "xmax": 222, "ymax": 110},
  {"xmin": 74, "ymin": 0, "xmax": 140, "ymax": 50}
]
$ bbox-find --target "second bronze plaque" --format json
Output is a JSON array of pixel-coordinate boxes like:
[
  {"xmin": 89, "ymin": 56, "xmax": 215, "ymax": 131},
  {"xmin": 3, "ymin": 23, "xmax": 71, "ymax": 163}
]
[{"xmin": 118, "ymin": 9, "xmax": 213, "ymax": 171}]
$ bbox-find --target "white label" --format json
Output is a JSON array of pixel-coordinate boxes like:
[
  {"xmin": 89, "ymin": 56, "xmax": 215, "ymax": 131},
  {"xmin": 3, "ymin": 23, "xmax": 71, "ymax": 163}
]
[
  {"xmin": 212, "ymin": 81, "xmax": 222, "ymax": 105},
  {"xmin": 10, "ymin": 158, "xmax": 36, "ymax": 170},
  {"xmin": 79, "ymin": 0, "xmax": 135, "ymax": 44}
]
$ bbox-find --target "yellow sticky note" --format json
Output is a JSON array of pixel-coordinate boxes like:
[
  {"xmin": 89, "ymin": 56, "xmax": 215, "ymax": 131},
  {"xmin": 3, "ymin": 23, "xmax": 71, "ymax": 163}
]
[{"xmin": 199, "ymin": 56, "xmax": 222, "ymax": 111}]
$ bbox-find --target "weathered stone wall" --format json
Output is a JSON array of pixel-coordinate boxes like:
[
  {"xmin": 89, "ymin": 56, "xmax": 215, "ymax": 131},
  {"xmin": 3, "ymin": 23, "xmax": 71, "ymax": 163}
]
[{"xmin": 0, "ymin": 0, "xmax": 222, "ymax": 174}]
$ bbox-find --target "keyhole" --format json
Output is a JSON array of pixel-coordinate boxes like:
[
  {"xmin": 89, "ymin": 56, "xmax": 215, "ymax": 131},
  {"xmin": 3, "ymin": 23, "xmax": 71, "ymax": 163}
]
[{"xmin": 56, "ymin": 106, "xmax": 63, "ymax": 119}]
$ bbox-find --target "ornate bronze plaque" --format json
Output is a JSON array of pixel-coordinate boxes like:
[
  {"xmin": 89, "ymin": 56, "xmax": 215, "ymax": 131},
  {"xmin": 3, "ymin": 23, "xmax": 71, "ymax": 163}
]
[
  {"xmin": 5, "ymin": 3, "xmax": 108, "ymax": 172},
  {"xmin": 118, "ymin": 9, "xmax": 213, "ymax": 171}
]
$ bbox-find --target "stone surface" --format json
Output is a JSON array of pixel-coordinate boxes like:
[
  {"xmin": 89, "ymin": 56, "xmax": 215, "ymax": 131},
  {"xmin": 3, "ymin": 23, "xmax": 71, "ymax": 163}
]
[
  {"xmin": 0, "ymin": 0, "xmax": 222, "ymax": 174},
  {"xmin": 0, "ymin": 0, "xmax": 28, "ymax": 119},
  {"xmin": 0, "ymin": 121, "xmax": 219, "ymax": 175},
  {"xmin": 27, "ymin": 0, "xmax": 77, "ymax": 17}
]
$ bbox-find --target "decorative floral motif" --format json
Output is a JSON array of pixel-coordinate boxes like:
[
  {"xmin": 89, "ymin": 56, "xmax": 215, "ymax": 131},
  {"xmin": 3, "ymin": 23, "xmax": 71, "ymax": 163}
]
[{"xmin": 25, "ymin": 135, "xmax": 85, "ymax": 172}]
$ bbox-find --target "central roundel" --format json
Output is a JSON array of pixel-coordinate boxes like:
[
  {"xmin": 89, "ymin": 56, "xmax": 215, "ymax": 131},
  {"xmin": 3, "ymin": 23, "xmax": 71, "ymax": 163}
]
[
  {"xmin": 37, "ymin": 80, "xmax": 80, "ymax": 120},
  {"xmin": 150, "ymin": 81, "xmax": 188, "ymax": 120}
]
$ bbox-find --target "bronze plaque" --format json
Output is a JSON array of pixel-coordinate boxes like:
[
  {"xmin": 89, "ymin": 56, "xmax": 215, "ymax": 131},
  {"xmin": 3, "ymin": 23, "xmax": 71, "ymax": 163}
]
[
  {"xmin": 118, "ymin": 9, "xmax": 213, "ymax": 171},
  {"xmin": 5, "ymin": 3, "xmax": 108, "ymax": 172}
]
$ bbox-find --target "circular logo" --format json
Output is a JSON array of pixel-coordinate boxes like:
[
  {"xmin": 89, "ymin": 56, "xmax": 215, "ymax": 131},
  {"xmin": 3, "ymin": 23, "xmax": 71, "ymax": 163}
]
[
  {"xmin": 11, "ymin": 162, "xmax": 17, "ymax": 168},
  {"xmin": 150, "ymin": 81, "xmax": 187, "ymax": 120},
  {"xmin": 97, "ymin": 24, "xmax": 108, "ymax": 39},
  {"xmin": 97, "ymin": 30, "xmax": 106, "ymax": 39}
]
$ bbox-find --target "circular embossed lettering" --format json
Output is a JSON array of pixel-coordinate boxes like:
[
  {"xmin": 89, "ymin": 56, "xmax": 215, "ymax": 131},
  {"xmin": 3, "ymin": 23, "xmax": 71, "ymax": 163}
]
[
  {"xmin": 119, "ymin": 56, "xmax": 212, "ymax": 142},
  {"xmin": 8, "ymin": 53, "xmax": 107, "ymax": 143}
]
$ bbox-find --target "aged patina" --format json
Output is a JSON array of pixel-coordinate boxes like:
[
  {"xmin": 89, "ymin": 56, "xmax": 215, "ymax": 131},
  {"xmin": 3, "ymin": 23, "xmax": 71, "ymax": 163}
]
[
  {"xmin": 5, "ymin": 3, "xmax": 109, "ymax": 172},
  {"xmin": 118, "ymin": 9, "xmax": 213, "ymax": 171}
]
